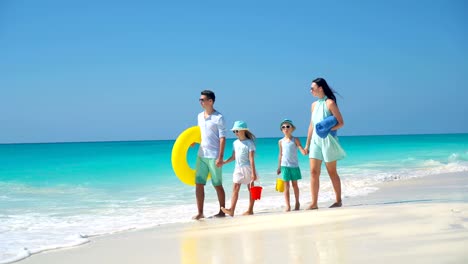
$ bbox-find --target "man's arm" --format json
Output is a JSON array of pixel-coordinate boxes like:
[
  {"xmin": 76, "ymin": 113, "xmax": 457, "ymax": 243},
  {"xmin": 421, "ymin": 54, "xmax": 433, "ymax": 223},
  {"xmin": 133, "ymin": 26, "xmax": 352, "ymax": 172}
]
[{"xmin": 216, "ymin": 137, "xmax": 226, "ymax": 167}]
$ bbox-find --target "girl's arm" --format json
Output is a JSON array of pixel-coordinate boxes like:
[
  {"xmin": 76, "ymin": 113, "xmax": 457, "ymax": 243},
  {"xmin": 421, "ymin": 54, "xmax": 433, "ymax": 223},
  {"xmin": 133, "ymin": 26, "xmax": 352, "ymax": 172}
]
[
  {"xmin": 277, "ymin": 140, "xmax": 282, "ymax": 175},
  {"xmin": 295, "ymin": 137, "xmax": 307, "ymax": 155},
  {"xmin": 223, "ymin": 151, "xmax": 235, "ymax": 165},
  {"xmin": 304, "ymin": 102, "xmax": 316, "ymax": 153},
  {"xmin": 249, "ymin": 151, "xmax": 257, "ymax": 181},
  {"xmin": 327, "ymin": 99, "xmax": 344, "ymax": 130}
]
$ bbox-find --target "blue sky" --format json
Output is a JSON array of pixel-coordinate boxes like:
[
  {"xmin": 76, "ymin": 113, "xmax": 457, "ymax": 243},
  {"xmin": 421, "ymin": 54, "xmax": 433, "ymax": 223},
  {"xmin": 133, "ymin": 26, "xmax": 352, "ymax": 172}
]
[{"xmin": 1, "ymin": 0, "xmax": 467, "ymax": 143}]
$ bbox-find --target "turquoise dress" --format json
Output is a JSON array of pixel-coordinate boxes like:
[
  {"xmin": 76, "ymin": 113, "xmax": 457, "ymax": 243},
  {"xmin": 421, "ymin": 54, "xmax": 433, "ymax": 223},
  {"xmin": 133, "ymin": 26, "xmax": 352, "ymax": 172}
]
[{"xmin": 309, "ymin": 96, "xmax": 346, "ymax": 162}]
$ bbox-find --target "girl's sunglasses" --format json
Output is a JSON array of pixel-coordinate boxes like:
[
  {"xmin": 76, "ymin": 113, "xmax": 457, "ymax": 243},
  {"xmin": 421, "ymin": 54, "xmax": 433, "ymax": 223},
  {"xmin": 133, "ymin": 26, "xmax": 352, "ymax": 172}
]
[
  {"xmin": 281, "ymin": 125, "xmax": 291, "ymax": 129},
  {"xmin": 232, "ymin": 130, "xmax": 240, "ymax": 134}
]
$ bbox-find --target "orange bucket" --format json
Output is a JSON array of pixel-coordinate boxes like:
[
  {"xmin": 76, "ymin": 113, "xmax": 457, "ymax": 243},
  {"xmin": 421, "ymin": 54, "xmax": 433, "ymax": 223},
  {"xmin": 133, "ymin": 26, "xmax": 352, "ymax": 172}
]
[{"xmin": 250, "ymin": 186, "xmax": 263, "ymax": 200}]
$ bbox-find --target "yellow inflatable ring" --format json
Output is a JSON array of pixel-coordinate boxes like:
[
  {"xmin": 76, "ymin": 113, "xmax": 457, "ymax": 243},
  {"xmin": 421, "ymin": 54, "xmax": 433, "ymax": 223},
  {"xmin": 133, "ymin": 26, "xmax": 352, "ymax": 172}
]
[{"xmin": 171, "ymin": 126, "xmax": 210, "ymax": 186}]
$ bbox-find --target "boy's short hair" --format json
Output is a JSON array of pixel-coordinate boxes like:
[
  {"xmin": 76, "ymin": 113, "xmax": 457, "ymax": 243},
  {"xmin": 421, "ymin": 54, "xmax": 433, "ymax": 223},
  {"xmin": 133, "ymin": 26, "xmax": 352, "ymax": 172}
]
[{"xmin": 201, "ymin": 90, "xmax": 215, "ymax": 102}]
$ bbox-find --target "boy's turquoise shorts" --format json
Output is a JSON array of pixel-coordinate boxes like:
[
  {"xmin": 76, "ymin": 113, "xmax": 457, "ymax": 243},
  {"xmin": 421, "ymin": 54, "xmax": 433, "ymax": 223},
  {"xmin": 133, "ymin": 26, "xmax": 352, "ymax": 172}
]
[
  {"xmin": 195, "ymin": 157, "xmax": 223, "ymax": 186},
  {"xmin": 281, "ymin": 166, "xmax": 302, "ymax": 181}
]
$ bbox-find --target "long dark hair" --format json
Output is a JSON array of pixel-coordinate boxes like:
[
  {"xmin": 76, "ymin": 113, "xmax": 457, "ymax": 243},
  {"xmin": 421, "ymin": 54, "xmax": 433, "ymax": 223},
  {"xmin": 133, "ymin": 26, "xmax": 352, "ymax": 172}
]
[
  {"xmin": 245, "ymin": 130, "xmax": 256, "ymax": 143},
  {"xmin": 313, "ymin": 78, "xmax": 337, "ymax": 105}
]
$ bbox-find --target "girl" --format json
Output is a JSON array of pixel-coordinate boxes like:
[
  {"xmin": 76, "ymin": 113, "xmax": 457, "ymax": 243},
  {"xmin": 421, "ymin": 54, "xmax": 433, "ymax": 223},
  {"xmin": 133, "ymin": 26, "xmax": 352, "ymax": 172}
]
[
  {"xmin": 304, "ymin": 78, "xmax": 346, "ymax": 210},
  {"xmin": 277, "ymin": 119, "xmax": 307, "ymax": 211},
  {"xmin": 221, "ymin": 121, "xmax": 258, "ymax": 216}
]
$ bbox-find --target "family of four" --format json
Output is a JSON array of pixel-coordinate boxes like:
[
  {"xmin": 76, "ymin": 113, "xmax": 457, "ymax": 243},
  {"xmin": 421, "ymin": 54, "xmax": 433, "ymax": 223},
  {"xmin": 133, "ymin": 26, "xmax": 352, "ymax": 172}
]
[{"xmin": 192, "ymin": 78, "xmax": 346, "ymax": 220}]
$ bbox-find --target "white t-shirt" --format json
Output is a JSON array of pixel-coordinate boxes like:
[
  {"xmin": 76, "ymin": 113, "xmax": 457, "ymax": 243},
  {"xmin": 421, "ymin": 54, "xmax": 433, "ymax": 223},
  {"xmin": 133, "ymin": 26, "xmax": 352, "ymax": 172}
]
[
  {"xmin": 233, "ymin": 139, "xmax": 256, "ymax": 167},
  {"xmin": 197, "ymin": 111, "xmax": 227, "ymax": 159}
]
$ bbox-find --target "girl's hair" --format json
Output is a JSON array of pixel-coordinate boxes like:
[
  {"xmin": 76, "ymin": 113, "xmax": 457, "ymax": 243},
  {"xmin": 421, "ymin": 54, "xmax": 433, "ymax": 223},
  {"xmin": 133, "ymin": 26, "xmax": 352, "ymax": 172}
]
[
  {"xmin": 244, "ymin": 130, "xmax": 256, "ymax": 142},
  {"xmin": 312, "ymin": 77, "xmax": 338, "ymax": 105}
]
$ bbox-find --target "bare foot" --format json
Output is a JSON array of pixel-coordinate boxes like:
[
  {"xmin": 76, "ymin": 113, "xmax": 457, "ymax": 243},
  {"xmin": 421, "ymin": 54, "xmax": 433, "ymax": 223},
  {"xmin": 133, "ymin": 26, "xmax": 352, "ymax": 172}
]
[
  {"xmin": 306, "ymin": 205, "xmax": 318, "ymax": 210},
  {"xmin": 329, "ymin": 201, "xmax": 342, "ymax": 208},
  {"xmin": 242, "ymin": 211, "xmax": 254, "ymax": 216},
  {"xmin": 285, "ymin": 205, "xmax": 291, "ymax": 212},
  {"xmin": 294, "ymin": 202, "xmax": 300, "ymax": 211},
  {"xmin": 210, "ymin": 212, "xmax": 226, "ymax": 218},
  {"xmin": 221, "ymin": 207, "xmax": 234, "ymax": 217},
  {"xmin": 192, "ymin": 214, "xmax": 205, "ymax": 220}
]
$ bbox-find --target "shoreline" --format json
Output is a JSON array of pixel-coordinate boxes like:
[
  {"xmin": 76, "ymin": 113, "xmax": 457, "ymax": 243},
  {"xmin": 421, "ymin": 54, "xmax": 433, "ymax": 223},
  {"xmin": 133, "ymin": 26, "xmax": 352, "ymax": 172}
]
[{"xmin": 17, "ymin": 171, "xmax": 468, "ymax": 264}]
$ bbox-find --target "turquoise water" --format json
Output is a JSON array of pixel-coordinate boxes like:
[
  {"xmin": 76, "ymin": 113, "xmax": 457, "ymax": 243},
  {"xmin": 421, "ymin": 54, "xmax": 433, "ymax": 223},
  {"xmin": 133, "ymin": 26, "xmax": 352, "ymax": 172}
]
[{"xmin": 1, "ymin": 134, "xmax": 468, "ymax": 263}]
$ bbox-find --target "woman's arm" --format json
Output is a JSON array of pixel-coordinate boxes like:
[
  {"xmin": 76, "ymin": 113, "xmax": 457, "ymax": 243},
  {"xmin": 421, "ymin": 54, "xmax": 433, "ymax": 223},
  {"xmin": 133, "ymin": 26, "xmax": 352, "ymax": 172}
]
[
  {"xmin": 327, "ymin": 99, "xmax": 344, "ymax": 130},
  {"xmin": 304, "ymin": 102, "xmax": 316, "ymax": 153}
]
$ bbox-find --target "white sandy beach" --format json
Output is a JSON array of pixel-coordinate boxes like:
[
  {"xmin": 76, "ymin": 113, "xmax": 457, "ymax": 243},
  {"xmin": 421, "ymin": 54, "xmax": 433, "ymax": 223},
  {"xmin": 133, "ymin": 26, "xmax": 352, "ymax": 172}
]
[{"xmin": 19, "ymin": 172, "xmax": 468, "ymax": 264}]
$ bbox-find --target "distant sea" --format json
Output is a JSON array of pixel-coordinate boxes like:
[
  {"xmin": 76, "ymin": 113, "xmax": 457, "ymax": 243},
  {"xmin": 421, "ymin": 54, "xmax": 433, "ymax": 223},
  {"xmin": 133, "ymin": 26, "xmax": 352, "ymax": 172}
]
[{"xmin": 1, "ymin": 134, "xmax": 468, "ymax": 263}]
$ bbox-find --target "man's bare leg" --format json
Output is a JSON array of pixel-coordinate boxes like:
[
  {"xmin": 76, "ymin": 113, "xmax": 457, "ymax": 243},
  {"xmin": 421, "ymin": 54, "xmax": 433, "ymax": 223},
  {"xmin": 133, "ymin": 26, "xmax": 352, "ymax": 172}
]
[
  {"xmin": 193, "ymin": 184, "xmax": 205, "ymax": 220},
  {"xmin": 211, "ymin": 185, "xmax": 226, "ymax": 217}
]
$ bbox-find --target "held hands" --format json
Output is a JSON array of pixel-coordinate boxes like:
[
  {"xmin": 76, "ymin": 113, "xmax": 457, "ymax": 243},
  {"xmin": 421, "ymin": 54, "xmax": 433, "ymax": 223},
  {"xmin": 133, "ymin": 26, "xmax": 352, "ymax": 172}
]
[
  {"xmin": 303, "ymin": 147, "xmax": 309, "ymax": 155},
  {"xmin": 215, "ymin": 158, "xmax": 223, "ymax": 168}
]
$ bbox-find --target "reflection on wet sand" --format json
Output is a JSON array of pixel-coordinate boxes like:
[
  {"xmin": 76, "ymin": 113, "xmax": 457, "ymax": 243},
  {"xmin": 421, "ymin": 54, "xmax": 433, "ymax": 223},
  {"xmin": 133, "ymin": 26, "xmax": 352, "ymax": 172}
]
[{"xmin": 179, "ymin": 212, "xmax": 349, "ymax": 264}]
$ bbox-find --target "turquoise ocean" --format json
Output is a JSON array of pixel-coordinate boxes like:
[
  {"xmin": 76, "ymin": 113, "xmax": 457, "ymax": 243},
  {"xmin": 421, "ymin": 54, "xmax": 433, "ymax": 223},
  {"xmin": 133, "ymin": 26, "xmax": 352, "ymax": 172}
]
[{"xmin": 1, "ymin": 134, "xmax": 468, "ymax": 263}]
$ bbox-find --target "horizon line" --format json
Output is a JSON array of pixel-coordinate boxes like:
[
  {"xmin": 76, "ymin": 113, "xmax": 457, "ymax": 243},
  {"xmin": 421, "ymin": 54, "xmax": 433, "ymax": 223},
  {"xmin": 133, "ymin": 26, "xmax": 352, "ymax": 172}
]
[{"xmin": 1, "ymin": 132, "xmax": 467, "ymax": 145}]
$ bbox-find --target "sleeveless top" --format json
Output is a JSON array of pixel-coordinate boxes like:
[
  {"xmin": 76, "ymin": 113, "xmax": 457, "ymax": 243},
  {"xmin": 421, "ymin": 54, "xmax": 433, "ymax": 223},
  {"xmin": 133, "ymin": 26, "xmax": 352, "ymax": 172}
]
[
  {"xmin": 281, "ymin": 137, "xmax": 299, "ymax": 167},
  {"xmin": 311, "ymin": 96, "xmax": 346, "ymax": 161}
]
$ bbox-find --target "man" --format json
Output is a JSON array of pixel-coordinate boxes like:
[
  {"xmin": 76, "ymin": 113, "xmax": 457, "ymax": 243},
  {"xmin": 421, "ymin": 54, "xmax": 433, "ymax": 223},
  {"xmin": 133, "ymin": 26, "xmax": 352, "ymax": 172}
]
[{"xmin": 193, "ymin": 90, "xmax": 227, "ymax": 220}]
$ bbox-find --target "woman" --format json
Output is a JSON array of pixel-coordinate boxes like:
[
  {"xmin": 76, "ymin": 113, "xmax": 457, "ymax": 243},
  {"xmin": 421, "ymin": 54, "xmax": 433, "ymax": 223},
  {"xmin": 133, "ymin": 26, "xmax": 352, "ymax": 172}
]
[{"xmin": 304, "ymin": 78, "xmax": 346, "ymax": 209}]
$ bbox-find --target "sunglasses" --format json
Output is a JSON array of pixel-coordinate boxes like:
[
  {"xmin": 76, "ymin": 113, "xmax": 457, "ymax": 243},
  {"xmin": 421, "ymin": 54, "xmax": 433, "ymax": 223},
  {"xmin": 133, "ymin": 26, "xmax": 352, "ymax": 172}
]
[
  {"xmin": 233, "ymin": 130, "xmax": 241, "ymax": 134},
  {"xmin": 281, "ymin": 125, "xmax": 291, "ymax": 129},
  {"xmin": 199, "ymin": 98, "xmax": 210, "ymax": 102},
  {"xmin": 311, "ymin": 86, "xmax": 320, "ymax": 91}
]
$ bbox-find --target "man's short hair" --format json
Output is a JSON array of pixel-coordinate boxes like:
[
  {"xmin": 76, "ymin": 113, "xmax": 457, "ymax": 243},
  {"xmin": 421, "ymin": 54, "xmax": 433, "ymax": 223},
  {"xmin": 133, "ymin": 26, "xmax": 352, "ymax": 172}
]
[{"xmin": 201, "ymin": 90, "xmax": 215, "ymax": 102}]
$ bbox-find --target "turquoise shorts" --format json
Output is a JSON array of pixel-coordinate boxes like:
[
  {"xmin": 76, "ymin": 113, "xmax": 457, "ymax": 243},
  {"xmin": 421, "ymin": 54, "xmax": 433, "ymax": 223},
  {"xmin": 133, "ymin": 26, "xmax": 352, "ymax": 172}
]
[
  {"xmin": 195, "ymin": 157, "xmax": 223, "ymax": 186},
  {"xmin": 281, "ymin": 166, "xmax": 302, "ymax": 181}
]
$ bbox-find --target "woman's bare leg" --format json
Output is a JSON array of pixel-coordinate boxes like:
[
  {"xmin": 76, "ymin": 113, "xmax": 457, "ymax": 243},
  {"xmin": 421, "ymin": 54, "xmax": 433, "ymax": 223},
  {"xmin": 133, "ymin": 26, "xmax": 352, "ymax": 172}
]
[
  {"xmin": 325, "ymin": 161, "xmax": 342, "ymax": 208},
  {"xmin": 307, "ymin": 158, "xmax": 322, "ymax": 210}
]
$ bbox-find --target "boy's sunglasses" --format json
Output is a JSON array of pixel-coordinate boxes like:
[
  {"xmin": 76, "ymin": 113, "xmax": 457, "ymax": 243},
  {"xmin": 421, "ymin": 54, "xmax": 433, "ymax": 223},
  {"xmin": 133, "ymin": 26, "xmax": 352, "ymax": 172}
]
[{"xmin": 281, "ymin": 125, "xmax": 291, "ymax": 129}]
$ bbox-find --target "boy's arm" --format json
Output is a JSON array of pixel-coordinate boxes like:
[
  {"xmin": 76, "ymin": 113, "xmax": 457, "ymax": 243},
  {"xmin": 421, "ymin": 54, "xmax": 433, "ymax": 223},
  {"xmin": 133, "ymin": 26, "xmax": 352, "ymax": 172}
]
[
  {"xmin": 277, "ymin": 140, "xmax": 282, "ymax": 175},
  {"xmin": 295, "ymin": 137, "xmax": 307, "ymax": 155}
]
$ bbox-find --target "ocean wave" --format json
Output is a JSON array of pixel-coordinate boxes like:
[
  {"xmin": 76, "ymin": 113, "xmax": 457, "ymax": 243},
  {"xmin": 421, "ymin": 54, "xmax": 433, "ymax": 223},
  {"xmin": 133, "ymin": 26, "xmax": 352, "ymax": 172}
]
[
  {"xmin": 448, "ymin": 152, "xmax": 468, "ymax": 162},
  {"xmin": 2, "ymin": 157, "xmax": 468, "ymax": 264},
  {"xmin": 0, "ymin": 182, "xmax": 92, "ymax": 196}
]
